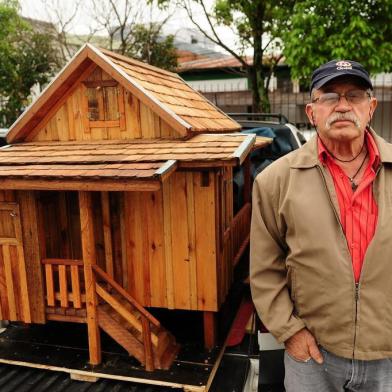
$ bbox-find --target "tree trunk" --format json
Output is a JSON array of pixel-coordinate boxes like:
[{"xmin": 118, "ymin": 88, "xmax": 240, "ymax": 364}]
[
  {"xmin": 250, "ymin": 4, "xmax": 270, "ymax": 113},
  {"xmin": 250, "ymin": 64, "xmax": 270, "ymax": 113}
]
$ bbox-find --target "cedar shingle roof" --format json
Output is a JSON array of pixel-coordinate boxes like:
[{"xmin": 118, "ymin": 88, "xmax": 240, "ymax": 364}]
[
  {"xmin": 0, "ymin": 134, "xmax": 262, "ymax": 168},
  {"xmin": 0, "ymin": 163, "xmax": 170, "ymax": 180},
  {"xmin": 7, "ymin": 44, "xmax": 240, "ymax": 143},
  {"xmin": 0, "ymin": 134, "xmax": 271, "ymax": 191},
  {"xmin": 99, "ymin": 48, "xmax": 240, "ymax": 133}
]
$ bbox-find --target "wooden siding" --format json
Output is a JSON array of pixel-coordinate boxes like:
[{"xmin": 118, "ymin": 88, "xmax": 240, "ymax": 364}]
[
  {"xmin": 16, "ymin": 191, "xmax": 45, "ymax": 323},
  {"xmin": 0, "ymin": 191, "xmax": 45, "ymax": 323},
  {"xmin": 123, "ymin": 172, "xmax": 218, "ymax": 311},
  {"xmin": 30, "ymin": 186, "xmax": 218, "ymax": 312},
  {"xmin": 30, "ymin": 66, "xmax": 180, "ymax": 142},
  {"xmin": 3, "ymin": 177, "xmax": 232, "ymax": 317},
  {"xmin": 36, "ymin": 192, "xmax": 82, "ymax": 261},
  {"xmin": 0, "ymin": 196, "xmax": 32, "ymax": 322}
]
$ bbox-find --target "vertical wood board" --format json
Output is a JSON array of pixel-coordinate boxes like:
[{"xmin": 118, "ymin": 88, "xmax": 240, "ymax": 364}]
[
  {"xmin": 194, "ymin": 172, "xmax": 218, "ymax": 311},
  {"xmin": 79, "ymin": 191, "xmax": 101, "ymax": 365},
  {"xmin": 169, "ymin": 172, "xmax": 191, "ymax": 309},
  {"xmin": 124, "ymin": 91, "xmax": 142, "ymax": 139},
  {"xmin": 145, "ymin": 190, "xmax": 166, "ymax": 308},
  {"xmin": 124, "ymin": 192, "xmax": 145, "ymax": 303},
  {"xmin": 162, "ymin": 180, "xmax": 174, "ymax": 309},
  {"xmin": 17, "ymin": 191, "xmax": 45, "ymax": 323},
  {"xmin": 0, "ymin": 202, "xmax": 32, "ymax": 322},
  {"xmin": 186, "ymin": 173, "xmax": 198, "ymax": 310}
]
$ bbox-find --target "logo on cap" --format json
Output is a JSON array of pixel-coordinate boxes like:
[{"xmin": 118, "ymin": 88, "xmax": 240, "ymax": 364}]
[{"xmin": 336, "ymin": 61, "xmax": 352, "ymax": 70}]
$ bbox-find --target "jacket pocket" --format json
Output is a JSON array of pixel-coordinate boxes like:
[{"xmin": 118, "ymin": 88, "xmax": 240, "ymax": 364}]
[{"xmin": 285, "ymin": 350, "xmax": 312, "ymax": 363}]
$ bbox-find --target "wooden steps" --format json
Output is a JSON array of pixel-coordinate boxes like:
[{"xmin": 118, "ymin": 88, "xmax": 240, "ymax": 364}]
[
  {"xmin": 97, "ymin": 299, "xmax": 179, "ymax": 370},
  {"xmin": 97, "ymin": 308, "xmax": 145, "ymax": 363}
]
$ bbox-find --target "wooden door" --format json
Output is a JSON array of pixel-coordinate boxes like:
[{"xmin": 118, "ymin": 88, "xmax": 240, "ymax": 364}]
[{"xmin": 0, "ymin": 202, "xmax": 31, "ymax": 322}]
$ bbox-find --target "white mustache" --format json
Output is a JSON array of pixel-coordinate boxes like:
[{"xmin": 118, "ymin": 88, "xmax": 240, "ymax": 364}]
[{"xmin": 325, "ymin": 112, "xmax": 361, "ymax": 129}]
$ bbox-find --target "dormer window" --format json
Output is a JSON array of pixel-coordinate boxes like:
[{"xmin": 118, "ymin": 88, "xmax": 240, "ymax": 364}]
[{"xmin": 83, "ymin": 78, "xmax": 125, "ymax": 130}]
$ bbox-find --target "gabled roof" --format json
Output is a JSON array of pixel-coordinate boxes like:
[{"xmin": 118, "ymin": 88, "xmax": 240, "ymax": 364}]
[{"xmin": 7, "ymin": 44, "xmax": 240, "ymax": 144}]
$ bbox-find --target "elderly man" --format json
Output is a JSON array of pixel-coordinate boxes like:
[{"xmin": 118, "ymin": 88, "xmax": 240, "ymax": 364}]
[{"xmin": 250, "ymin": 60, "xmax": 392, "ymax": 391}]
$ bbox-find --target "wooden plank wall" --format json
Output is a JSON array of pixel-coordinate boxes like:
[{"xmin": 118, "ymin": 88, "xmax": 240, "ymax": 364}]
[
  {"xmin": 36, "ymin": 192, "xmax": 82, "ymax": 260},
  {"xmin": 29, "ymin": 66, "xmax": 180, "ymax": 142},
  {"xmin": 16, "ymin": 191, "xmax": 45, "ymax": 323},
  {"xmin": 0, "ymin": 191, "xmax": 17, "ymax": 321},
  {"xmin": 0, "ymin": 180, "xmax": 232, "ymax": 320},
  {"xmin": 123, "ymin": 171, "xmax": 218, "ymax": 311},
  {"xmin": 0, "ymin": 191, "xmax": 46, "ymax": 323}
]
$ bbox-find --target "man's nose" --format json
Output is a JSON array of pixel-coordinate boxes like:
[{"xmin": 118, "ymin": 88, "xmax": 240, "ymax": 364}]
[{"xmin": 335, "ymin": 95, "xmax": 352, "ymax": 111}]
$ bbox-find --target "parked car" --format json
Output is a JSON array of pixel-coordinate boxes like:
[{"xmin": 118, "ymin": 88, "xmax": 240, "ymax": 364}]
[
  {"xmin": 229, "ymin": 113, "xmax": 306, "ymax": 213},
  {"xmin": 0, "ymin": 129, "xmax": 7, "ymax": 146}
]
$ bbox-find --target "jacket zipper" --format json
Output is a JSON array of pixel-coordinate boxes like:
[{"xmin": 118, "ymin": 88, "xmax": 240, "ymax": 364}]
[
  {"xmin": 349, "ymin": 164, "xmax": 382, "ymax": 358},
  {"xmin": 316, "ymin": 165, "xmax": 359, "ymax": 358},
  {"xmin": 353, "ymin": 282, "xmax": 360, "ymax": 358}
]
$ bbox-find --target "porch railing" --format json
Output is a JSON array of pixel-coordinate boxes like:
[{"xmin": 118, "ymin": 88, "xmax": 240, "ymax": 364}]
[
  {"xmin": 92, "ymin": 265, "xmax": 161, "ymax": 371},
  {"xmin": 42, "ymin": 258, "xmax": 85, "ymax": 309}
]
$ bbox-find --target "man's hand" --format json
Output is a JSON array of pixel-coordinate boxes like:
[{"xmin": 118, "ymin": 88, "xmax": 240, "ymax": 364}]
[{"xmin": 285, "ymin": 328, "xmax": 323, "ymax": 364}]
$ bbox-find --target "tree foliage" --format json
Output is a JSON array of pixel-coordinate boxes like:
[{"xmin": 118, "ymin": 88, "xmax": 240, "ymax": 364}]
[
  {"xmin": 157, "ymin": 0, "xmax": 294, "ymax": 112},
  {"xmin": 282, "ymin": 0, "xmax": 392, "ymax": 82},
  {"xmin": 126, "ymin": 23, "xmax": 177, "ymax": 71},
  {"xmin": 90, "ymin": 0, "xmax": 177, "ymax": 71},
  {"xmin": 0, "ymin": 0, "xmax": 56, "ymax": 127}
]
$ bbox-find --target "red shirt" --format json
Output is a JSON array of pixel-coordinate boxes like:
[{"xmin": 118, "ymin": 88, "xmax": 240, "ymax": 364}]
[{"xmin": 318, "ymin": 132, "xmax": 379, "ymax": 282}]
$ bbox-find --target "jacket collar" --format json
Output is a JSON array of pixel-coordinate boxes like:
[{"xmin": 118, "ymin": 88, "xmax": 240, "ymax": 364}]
[{"xmin": 290, "ymin": 127, "xmax": 392, "ymax": 169}]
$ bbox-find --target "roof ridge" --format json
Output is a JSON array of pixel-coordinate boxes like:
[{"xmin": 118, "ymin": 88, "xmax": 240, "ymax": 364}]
[{"xmin": 98, "ymin": 46, "xmax": 179, "ymax": 79}]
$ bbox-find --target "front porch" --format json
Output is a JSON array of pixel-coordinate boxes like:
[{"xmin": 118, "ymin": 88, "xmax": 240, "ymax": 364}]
[{"xmin": 38, "ymin": 190, "xmax": 179, "ymax": 371}]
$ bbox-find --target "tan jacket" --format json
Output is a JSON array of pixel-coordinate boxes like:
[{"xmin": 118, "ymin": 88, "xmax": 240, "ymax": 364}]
[{"xmin": 250, "ymin": 130, "xmax": 392, "ymax": 360}]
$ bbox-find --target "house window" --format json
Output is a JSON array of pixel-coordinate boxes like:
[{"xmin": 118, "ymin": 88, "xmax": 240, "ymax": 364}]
[{"xmin": 83, "ymin": 79, "xmax": 125, "ymax": 129}]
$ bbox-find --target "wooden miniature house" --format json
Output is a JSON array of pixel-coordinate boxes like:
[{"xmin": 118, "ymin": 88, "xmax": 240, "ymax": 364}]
[{"xmin": 0, "ymin": 44, "xmax": 266, "ymax": 372}]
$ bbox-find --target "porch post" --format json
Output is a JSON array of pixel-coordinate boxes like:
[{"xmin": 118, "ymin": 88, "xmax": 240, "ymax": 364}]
[
  {"xmin": 203, "ymin": 311, "xmax": 217, "ymax": 350},
  {"xmin": 79, "ymin": 191, "xmax": 101, "ymax": 365}
]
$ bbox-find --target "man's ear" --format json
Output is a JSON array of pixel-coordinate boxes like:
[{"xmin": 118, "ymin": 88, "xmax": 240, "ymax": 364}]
[
  {"xmin": 369, "ymin": 97, "xmax": 377, "ymax": 122},
  {"xmin": 305, "ymin": 103, "xmax": 315, "ymax": 125}
]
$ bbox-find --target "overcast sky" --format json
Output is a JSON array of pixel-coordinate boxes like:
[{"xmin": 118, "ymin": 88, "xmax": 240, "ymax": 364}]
[{"xmin": 19, "ymin": 0, "xmax": 220, "ymax": 36}]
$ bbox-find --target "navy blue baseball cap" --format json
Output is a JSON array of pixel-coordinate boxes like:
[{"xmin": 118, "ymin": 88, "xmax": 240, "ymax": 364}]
[{"xmin": 310, "ymin": 60, "xmax": 373, "ymax": 92}]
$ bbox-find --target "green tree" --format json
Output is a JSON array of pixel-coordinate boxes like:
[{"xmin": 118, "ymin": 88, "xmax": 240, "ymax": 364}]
[
  {"xmin": 125, "ymin": 23, "xmax": 177, "ymax": 71},
  {"xmin": 156, "ymin": 0, "xmax": 294, "ymax": 112},
  {"xmin": 282, "ymin": 0, "xmax": 392, "ymax": 83},
  {"xmin": 0, "ymin": 0, "xmax": 56, "ymax": 127},
  {"xmin": 90, "ymin": 0, "xmax": 177, "ymax": 71}
]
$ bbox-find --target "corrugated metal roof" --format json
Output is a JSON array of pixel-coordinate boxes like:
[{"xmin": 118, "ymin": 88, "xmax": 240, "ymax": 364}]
[
  {"xmin": 0, "ymin": 364, "xmax": 180, "ymax": 391},
  {"xmin": 178, "ymin": 56, "xmax": 252, "ymax": 71}
]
